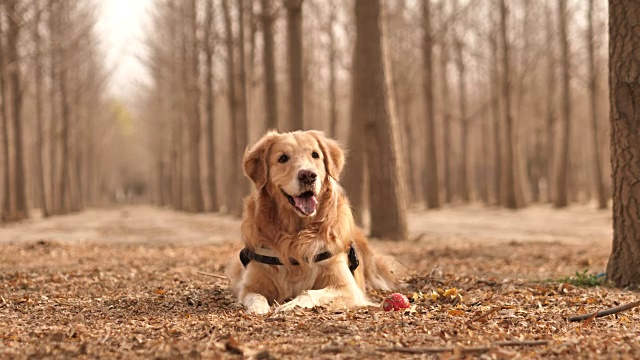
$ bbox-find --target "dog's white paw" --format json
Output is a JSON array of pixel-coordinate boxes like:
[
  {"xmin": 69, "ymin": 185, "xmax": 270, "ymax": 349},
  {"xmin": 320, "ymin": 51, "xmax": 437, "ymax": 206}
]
[
  {"xmin": 275, "ymin": 292, "xmax": 316, "ymax": 313},
  {"xmin": 247, "ymin": 302, "xmax": 270, "ymax": 314},
  {"xmin": 244, "ymin": 293, "xmax": 270, "ymax": 314}
]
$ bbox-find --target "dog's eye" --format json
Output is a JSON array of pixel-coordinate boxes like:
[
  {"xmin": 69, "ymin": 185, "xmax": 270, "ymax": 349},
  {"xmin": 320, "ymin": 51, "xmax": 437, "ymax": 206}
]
[
  {"xmin": 312, "ymin": 152, "xmax": 319, "ymax": 159},
  {"xmin": 278, "ymin": 154, "xmax": 289, "ymax": 163}
]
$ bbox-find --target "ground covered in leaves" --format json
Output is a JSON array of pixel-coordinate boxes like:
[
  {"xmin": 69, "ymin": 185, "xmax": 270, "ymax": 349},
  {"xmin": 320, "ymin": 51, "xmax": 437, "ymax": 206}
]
[{"xmin": 1, "ymin": 205, "xmax": 638, "ymax": 359}]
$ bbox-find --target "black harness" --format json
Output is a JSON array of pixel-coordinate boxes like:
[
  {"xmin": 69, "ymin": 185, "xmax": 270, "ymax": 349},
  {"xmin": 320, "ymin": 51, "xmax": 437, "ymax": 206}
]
[{"xmin": 240, "ymin": 243, "xmax": 360, "ymax": 274}]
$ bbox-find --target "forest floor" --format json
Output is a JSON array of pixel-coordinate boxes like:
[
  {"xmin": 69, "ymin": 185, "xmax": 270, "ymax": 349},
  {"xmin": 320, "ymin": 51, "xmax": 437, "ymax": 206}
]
[{"xmin": 1, "ymin": 204, "xmax": 638, "ymax": 359}]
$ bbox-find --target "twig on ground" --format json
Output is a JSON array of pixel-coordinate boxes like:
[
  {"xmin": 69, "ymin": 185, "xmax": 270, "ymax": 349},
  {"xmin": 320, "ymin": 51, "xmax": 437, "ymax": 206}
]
[
  {"xmin": 377, "ymin": 340, "xmax": 549, "ymax": 355},
  {"xmin": 428, "ymin": 265, "xmax": 439, "ymax": 278},
  {"xmin": 495, "ymin": 340, "xmax": 549, "ymax": 347},
  {"xmin": 196, "ymin": 271, "xmax": 229, "ymax": 281},
  {"xmin": 467, "ymin": 305, "xmax": 515, "ymax": 324},
  {"xmin": 377, "ymin": 346, "xmax": 487, "ymax": 354},
  {"xmin": 99, "ymin": 330, "xmax": 111, "ymax": 344},
  {"xmin": 467, "ymin": 307, "xmax": 502, "ymax": 324},
  {"xmin": 568, "ymin": 299, "xmax": 640, "ymax": 322}
]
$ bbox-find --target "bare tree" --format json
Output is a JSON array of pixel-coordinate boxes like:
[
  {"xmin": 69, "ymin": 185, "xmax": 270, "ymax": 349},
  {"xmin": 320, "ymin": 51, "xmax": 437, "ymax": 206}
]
[
  {"xmin": 236, "ymin": 0, "xmax": 250, "ymax": 201},
  {"xmin": 188, "ymin": 0, "xmax": 205, "ymax": 212},
  {"xmin": 499, "ymin": 0, "xmax": 521, "ymax": 209},
  {"xmin": 261, "ymin": 0, "xmax": 278, "ymax": 130},
  {"xmin": 343, "ymin": 50, "xmax": 366, "ymax": 225},
  {"xmin": 455, "ymin": 37, "xmax": 470, "ymax": 202},
  {"xmin": 167, "ymin": 1, "xmax": 184, "ymax": 210},
  {"xmin": 587, "ymin": 0, "xmax": 607, "ymax": 210},
  {"xmin": 33, "ymin": 0, "xmax": 49, "ymax": 216},
  {"xmin": 178, "ymin": 2, "xmax": 191, "ymax": 210},
  {"xmin": 422, "ymin": 0, "xmax": 440, "ymax": 209},
  {"xmin": 0, "ymin": 6, "xmax": 12, "ymax": 221},
  {"xmin": 354, "ymin": 0, "xmax": 407, "ymax": 240},
  {"xmin": 222, "ymin": 0, "xmax": 241, "ymax": 215},
  {"xmin": 56, "ymin": 0, "xmax": 72, "ymax": 213},
  {"xmin": 544, "ymin": 1, "xmax": 555, "ymax": 203},
  {"xmin": 48, "ymin": 0, "xmax": 59, "ymax": 212},
  {"xmin": 554, "ymin": 0, "xmax": 571, "ymax": 208},
  {"xmin": 286, "ymin": 0, "xmax": 304, "ymax": 131},
  {"xmin": 7, "ymin": 0, "xmax": 29, "ymax": 219},
  {"xmin": 489, "ymin": 17, "xmax": 501, "ymax": 205},
  {"xmin": 438, "ymin": 3, "xmax": 453, "ymax": 203},
  {"xmin": 204, "ymin": 0, "xmax": 218, "ymax": 212},
  {"xmin": 327, "ymin": 0, "xmax": 339, "ymax": 138},
  {"xmin": 606, "ymin": 0, "xmax": 640, "ymax": 287}
]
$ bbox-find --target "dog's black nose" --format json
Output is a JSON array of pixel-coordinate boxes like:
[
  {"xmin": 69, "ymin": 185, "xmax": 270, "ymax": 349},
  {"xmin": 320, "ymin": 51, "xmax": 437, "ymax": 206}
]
[{"xmin": 298, "ymin": 170, "xmax": 317, "ymax": 185}]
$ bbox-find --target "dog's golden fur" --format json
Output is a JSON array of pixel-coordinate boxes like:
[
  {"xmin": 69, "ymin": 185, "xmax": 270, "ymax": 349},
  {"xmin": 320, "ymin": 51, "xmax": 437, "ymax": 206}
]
[{"xmin": 227, "ymin": 130, "xmax": 399, "ymax": 314}]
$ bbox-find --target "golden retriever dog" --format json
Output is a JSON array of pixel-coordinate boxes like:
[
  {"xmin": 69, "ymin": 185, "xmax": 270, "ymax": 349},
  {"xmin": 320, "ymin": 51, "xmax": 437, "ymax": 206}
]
[{"xmin": 227, "ymin": 130, "xmax": 399, "ymax": 314}]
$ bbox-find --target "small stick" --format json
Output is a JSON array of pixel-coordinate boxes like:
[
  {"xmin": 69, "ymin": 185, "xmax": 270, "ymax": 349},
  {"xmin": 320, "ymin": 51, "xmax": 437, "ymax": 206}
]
[
  {"xmin": 377, "ymin": 346, "xmax": 487, "ymax": 354},
  {"xmin": 495, "ymin": 340, "xmax": 549, "ymax": 347},
  {"xmin": 467, "ymin": 305, "xmax": 514, "ymax": 324},
  {"xmin": 196, "ymin": 271, "xmax": 229, "ymax": 280},
  {"xmin": 377, "ymin": 340, "xmax": 549, "ymax": 355},
  {"xmin": 568, "ymin": 299, "xmax": 640, "ymax": 322},
  {"xmin": 467, "ymin": 307, "xmax": 501, "ymax": 323}
]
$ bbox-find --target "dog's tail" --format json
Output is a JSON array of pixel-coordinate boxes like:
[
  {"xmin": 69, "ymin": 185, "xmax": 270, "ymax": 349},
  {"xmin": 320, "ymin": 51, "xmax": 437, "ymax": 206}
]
[
  {"xmin": 364, "ymin": 253, "xmax": 404, "ymax": 291},
  {"xmin": 353, "ymin": 229, "xmax": 404, "ymax": 291}
]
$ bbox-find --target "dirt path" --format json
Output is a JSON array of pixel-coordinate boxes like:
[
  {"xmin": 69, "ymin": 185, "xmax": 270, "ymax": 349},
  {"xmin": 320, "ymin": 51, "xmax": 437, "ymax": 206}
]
[
  {"xmin": 0, "ymin": 206, "xmax": 241, "ymax": 245},
  {"xmin": 0, "ymin": 203, "xmax": 612, "ymax": 246},
  {"xmin": 2, "ymin": 205, "xmax": 636, "ymax": 359}
]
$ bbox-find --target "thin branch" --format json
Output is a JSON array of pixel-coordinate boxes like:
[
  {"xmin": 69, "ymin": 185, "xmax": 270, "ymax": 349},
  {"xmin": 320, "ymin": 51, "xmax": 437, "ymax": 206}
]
[
  {"xmin": 196, "ymin": 271, "xmax": 229, "ymax": 281},
  {"xmin": 568, "ymin": 300, "xmax": 640, "ymax": 322},
  {"xmin": 377, "ymin": 340, "xmax": 549, "ymax": 355},
  {"xmin": 467, "ymin": 306, "xmax": 501, "ymax": 323}
]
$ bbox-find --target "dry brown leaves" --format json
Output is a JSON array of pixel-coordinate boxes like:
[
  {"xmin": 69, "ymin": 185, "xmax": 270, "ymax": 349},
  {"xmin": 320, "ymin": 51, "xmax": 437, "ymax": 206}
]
[{"xmin": 1, "ymin": 207, "xmax": 638, "ymax": 359}]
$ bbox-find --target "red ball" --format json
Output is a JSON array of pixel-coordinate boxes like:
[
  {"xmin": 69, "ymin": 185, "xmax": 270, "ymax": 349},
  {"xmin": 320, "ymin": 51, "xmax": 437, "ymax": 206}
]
[{"xmin": 382, "ymin": 293, "xmax": 410, "ymax": 311}]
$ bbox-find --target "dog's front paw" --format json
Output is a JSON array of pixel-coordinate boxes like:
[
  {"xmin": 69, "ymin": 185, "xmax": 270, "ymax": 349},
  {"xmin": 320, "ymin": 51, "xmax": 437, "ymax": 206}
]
[
  {"xmin": 244, "ymin": 293, "xmax": 271, "ymax": 314},
  {"xmin": 275, "ymin": 292, "xmax": 315, "ymax": 313},
  {"xmin": 247, "ymin": 303, "xmax": 270, "ymax": 314}
]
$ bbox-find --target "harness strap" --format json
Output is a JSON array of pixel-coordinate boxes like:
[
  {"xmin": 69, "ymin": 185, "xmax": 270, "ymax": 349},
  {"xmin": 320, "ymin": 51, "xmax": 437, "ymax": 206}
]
[{"xmin": 239, "ymin": 243, "xmax": 360, "ymax": 274}]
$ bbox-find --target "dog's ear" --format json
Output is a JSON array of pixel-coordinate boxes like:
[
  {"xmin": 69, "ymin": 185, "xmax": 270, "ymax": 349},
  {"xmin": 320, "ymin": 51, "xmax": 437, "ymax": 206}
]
[
  {"xmin": 310, "ymin": 131, "xmax": 345, "ymax": 181},
  {"xmin": 243, "ymin": 131, "xmax": 278, "ymax": 189}
]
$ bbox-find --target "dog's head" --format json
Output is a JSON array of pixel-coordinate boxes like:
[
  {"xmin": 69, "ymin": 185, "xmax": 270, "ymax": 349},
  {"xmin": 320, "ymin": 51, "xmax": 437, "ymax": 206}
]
[{"xmin": 243, "ymin": 130, "xmax": 345, "ymax": 217}]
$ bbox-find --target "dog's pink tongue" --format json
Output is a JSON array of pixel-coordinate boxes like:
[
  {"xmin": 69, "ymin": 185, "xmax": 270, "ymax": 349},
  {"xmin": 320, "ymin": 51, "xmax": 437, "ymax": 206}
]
[{"xmin": 294, "ymin": 196, "xmax": 318, "ymax": 215}]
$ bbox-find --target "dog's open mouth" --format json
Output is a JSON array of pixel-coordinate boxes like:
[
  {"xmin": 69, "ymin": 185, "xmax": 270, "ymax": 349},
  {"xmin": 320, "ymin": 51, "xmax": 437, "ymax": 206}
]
[{"xmin": 281, "ymin": 189, "xmax": 318, "ymax": 216}]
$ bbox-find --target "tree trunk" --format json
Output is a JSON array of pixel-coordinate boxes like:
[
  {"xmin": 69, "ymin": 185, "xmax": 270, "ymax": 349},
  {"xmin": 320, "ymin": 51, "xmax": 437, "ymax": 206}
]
[
  {"xmin": 249, "ymin": 0, "xmax": 258, "ymax": 89},
  {"xmin": 0, "ymin": 9, "xmax": 12, "ymax": 221},
  {"xmin": 455, "ymin": 38, "xmax": 470, "ymax": 202},
  {"xmin": 204, "ymin": 0, "xmax": 218, "ymax": 212},
  {"xmin": 237, "ymin": 0, "xmax": 251, "ymax": 203},
  {"xmin": 48, "ymin": 0, "xmax": 59, "ymax": 212},
  {"xmin": 545, "ymin": 3, "xmax": 555, "ymax": 204},
  {"xmin": 286, "ymin": 0, "xmax": 304, "ymax": 131},
  {"xmin": 499, "ymin": 0, "xmax": 521, "ymax": 209},
  {"xmin": 327, "ymin": 0, "xmax": 338, "ymax": 138},
  {"xmin": 343, "ymin": 48, "xmax": 366, "ymax": 225},
  {"xmin": 172, "ymin": 2, "xmax": 185, "ymax": 210},
  {"xmin": 57, "ymin": 65, "xmax": 70, "ymax": 213},
  {"xmin": 439, "ymin": 10, "xmax": 453, "ymax": 203},
  {"xmin": 178, "ymin": 2, "xmax": 192, "ymax": 211},
  {"xmin": 587, "ymin": 0, "xmax": 607, "ymax": 210},
  {"xmin": 554, "ymin": 0, "xmax": 571, "ymax": 208},
  {"xmin": 222, "ymin": 0, "xmax": 241, "ymax": 216},
  {"xmin": 354, "ymin": 0, "xmax": 407, "ymax": 240},
  {"xmin": 422, "ymin": 0, "xmax": 440, "ymax": 209},
  {"xmin": 188, "ymin": 0, "xmax": 204, "ymax": 212},
  {"xmin": 489, "ymin": 26, "xmax": 501, "ymax": 206},
  {"xmin": 480, "ymin": 110, "xmax": 491, "ymax": 204},
  {"xmin": 261, "ymin": 0, "xmax": 278, "ymax": 130},
  {"xmin": 33, "ymin": 2, "xmax": 49, "ymax": 216},
  {"xmin": 7, "ymin": 0, "xmax": 28, "ymax": 220},
  {"xmin": 606, "ymin": 0, "xmax": 640, "ymax": 287}
]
